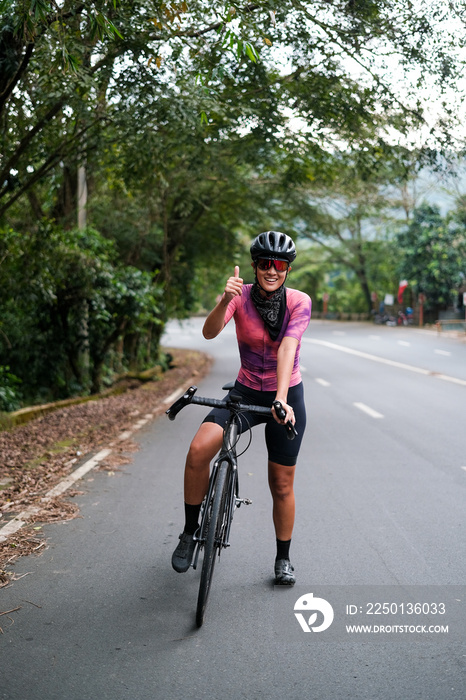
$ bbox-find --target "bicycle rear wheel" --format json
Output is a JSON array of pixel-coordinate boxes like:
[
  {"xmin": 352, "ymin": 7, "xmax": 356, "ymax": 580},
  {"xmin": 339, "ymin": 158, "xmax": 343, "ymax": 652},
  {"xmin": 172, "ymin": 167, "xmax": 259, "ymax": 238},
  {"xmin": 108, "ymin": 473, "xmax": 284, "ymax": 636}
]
[{"xmin": 196, "ymin": 459, "xmax": 230, "ymax": 627}]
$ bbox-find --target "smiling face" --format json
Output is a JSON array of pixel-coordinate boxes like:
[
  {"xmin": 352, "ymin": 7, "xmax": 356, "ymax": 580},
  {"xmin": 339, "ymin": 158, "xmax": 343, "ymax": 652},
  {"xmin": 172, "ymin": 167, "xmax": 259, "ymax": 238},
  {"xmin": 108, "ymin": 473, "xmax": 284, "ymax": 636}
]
[{"xmin": 252, "ymin": 259, "xmax": 290, "ymax": 296}]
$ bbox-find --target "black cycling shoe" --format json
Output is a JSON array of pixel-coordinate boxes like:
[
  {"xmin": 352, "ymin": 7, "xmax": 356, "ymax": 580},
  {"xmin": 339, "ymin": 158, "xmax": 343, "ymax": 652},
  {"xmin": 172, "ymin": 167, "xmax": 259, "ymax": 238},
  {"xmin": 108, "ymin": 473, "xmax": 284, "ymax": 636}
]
[
  {"xmin": 274, "ymin": 558, "xmax": 296, "ymax": 586},
  {"xmin": 172, "ymin": 532, "xmax": 196, "ymax": 573}
]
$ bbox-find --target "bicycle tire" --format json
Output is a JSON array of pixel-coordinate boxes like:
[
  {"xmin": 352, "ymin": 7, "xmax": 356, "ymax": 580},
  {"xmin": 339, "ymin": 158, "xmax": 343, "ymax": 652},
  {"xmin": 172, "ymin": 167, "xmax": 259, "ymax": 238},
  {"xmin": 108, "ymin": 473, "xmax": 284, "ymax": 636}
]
[{"xmin": 196, "ymin": 459, "xmax": 230, "ymax": 627}]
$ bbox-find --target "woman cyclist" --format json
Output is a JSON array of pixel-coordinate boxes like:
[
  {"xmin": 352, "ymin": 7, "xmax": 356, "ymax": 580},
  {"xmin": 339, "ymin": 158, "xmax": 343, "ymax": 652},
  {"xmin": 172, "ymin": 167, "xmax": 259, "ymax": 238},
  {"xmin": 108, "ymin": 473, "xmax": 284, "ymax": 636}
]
[{"xmin": 172, "ymin": 231, "xmax": 312, "ymax": 585}]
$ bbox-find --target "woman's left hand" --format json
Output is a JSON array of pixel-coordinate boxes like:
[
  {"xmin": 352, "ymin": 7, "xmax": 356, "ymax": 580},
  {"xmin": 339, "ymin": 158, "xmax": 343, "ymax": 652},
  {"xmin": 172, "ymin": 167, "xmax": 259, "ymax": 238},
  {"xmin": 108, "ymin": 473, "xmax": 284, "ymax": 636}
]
[{"xmin": 272, "ymin": 400, "xmax": 295, "ymax": 426}]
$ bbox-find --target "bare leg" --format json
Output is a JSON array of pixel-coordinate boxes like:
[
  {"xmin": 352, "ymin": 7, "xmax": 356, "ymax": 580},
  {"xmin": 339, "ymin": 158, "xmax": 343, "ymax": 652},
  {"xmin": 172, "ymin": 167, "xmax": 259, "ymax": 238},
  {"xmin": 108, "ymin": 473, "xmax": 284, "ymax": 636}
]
[
  {"xmin": 184, "ymin": 422, "xmax": 224, "ymax": 505},
  {"xmin": 172, "ymin": 422, "xmax": 224, "ymax": 573},
  {"xmin": 268, "ymin": 460, "xmax": 297, "ymax": 584},
  {"xmin": 267, "ymin": 461, "xmax": 296, "ymax": 540}
]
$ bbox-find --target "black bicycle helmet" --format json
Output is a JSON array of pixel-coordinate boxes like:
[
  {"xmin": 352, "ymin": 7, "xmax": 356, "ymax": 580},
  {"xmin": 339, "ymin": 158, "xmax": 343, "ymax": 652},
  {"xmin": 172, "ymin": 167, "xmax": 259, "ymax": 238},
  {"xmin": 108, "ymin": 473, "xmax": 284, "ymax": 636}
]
[{"xmin": 250, "ymin": 231, "xmax": 296, "ymax": 263}]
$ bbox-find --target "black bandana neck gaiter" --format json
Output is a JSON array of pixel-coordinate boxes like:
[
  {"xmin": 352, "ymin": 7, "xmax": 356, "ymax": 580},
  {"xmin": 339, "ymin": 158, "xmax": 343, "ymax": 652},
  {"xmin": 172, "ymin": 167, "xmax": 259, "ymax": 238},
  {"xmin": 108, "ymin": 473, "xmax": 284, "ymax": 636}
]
[{"xmin": 250, "ymin": 282, "xmax": 287, "ymax": 341}]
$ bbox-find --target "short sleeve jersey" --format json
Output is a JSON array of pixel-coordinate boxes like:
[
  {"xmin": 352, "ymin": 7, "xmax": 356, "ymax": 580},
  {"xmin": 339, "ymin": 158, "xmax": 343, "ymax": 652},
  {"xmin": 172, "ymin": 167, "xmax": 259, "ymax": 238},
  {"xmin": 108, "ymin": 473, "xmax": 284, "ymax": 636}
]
[{"xmin": 224, "ymin": 285, "xmax": 312, "ymax": 391}]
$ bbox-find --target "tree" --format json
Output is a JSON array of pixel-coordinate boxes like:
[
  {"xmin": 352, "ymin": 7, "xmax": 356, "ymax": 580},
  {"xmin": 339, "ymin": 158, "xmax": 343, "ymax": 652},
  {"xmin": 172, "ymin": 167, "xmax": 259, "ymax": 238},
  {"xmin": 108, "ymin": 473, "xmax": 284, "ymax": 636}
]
[
  {"xmin": 0, "ymin": 225, "xmax": 162, "ymax": 400},
  {"xmin": 397, "ymin": 203, "xmax": 466, "ymax": 314},
  {"xmin": 0, "ymin": 1, "xmax": 463, "ymax": 405},
  {"xmin": 248, "ymin": 146, "xmax": 412, "ymax": 313},
  {"xmin": 0, "ymin": 1, "xmax": 461, "ymax": 223}
]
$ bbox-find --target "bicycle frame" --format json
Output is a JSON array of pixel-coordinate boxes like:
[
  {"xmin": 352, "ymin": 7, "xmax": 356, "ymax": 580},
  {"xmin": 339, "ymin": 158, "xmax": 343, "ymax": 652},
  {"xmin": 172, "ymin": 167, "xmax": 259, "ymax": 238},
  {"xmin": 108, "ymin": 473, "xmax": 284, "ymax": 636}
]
[{"xmin": 191, "ymin": 410, "xmax": 242, "ymax": 570}]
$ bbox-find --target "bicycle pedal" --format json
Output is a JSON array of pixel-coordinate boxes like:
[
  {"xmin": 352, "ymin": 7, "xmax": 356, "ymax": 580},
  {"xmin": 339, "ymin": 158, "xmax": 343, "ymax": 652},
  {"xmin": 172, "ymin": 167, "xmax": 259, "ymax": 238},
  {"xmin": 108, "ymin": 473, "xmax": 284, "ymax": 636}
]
[{"xmin": 236, "ymin": 497, "xmax": 252, "ymax": 507}]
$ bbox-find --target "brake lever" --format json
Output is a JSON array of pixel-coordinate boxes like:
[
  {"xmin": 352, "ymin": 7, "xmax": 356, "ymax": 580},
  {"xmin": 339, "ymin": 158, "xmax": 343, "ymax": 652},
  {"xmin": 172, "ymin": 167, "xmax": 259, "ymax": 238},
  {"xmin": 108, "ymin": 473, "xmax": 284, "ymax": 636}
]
[{"xmin": 166, "ymin": 386, "xmax": 197, "ymax": 420}]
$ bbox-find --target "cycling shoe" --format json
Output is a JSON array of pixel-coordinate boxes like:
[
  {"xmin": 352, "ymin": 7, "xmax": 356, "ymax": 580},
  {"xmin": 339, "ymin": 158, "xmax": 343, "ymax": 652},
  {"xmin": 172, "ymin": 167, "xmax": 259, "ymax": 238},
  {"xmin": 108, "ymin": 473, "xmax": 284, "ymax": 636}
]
[
  {"xmin": 274, "ymin": 558, "xmax": 296, "ymax": 585},
  {"xmin": 172, "ymin": 532, "xmax": 196, "ymax": 573}
]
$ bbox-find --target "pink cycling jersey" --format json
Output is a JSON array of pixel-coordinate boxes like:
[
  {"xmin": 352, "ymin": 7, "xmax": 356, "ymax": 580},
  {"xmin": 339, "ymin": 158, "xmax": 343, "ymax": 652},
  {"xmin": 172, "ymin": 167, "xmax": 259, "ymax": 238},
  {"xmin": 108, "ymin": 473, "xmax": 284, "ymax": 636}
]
[{"xmin": 224, "ymin": 285, "xmax": 312, "ymax": 391}]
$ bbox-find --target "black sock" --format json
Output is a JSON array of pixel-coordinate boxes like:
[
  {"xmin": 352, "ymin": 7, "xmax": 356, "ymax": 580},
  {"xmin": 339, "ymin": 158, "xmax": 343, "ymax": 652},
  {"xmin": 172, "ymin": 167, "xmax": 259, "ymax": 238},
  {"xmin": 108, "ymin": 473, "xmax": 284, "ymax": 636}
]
[
  {"xmin": 276, "ymin": 538, "xmax": 291, "ymax": 562},
  {"xmin": 184, "ymin": 502, "xmax": 202, "ymax": 535}
]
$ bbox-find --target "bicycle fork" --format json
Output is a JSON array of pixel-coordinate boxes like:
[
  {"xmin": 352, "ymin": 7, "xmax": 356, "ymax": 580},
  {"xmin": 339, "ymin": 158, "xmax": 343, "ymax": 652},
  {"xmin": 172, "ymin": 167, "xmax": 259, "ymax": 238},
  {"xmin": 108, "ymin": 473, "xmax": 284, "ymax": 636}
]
[{"xmin": 192, "ymin": 462, "xmax": 251, "ymax": 569}]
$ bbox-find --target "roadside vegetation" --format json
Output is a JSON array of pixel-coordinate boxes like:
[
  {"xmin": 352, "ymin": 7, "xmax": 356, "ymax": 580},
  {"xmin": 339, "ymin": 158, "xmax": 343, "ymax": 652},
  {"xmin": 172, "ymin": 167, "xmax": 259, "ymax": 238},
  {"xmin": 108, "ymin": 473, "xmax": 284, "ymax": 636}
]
[{"xmin": 1, "ymin": 1, "xmax": 465, "ymax": 411}]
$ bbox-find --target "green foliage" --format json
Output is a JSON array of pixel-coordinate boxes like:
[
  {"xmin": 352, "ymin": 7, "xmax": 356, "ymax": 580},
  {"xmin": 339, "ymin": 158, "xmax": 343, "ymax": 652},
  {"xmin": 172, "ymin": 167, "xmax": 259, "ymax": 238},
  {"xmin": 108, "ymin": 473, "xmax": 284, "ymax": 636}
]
[
  {"xmin": 286, "ymin": 248, "xmax": 327, "ymax": 304},
  {"xmin": 0, "ymin": 225, "xmax": 163, "ymax": 403},
  {"xmin": 323, "ymin": 271, "xmax": 368, "ymax": 315},
  {"xmin": 0, "ymin": 365, "xmax": 22, "ymax": 412},
  {"xmin": 397, "ymin": 203, "xmax": 466, "ymax": 311},
  {"xmin": 263, "ymin": 148, "xmax": 414, "ymax": 313},
  {"xmin": 289, "ymin": 242, "xmax": 396, "ymax": 315},
  {"xmin": 0, "ymin": 0, "xmax": 460, "ymax": 220}
]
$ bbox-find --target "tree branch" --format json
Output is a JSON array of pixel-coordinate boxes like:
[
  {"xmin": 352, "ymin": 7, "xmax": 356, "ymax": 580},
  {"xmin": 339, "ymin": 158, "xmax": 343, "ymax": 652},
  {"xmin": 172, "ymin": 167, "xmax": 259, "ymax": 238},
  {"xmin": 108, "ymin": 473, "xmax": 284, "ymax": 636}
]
[
  {"xmin": 169, "ymin": 4, "xmax": 261, "ymax": 39},
  {"xmin": 0, "ymin": 98, "xmax": 66, "ymax": 192},
  {"xmin": 0, "ymin": 3, "xmax": 86, "ymax": 116},
  {"xmin": 0, "ymin": 119, "xmax": 103, "ymax": 217},
  {"xmin": 292, "ymin": 1, "xmax": 426, "ymax": 124},
  {"xmin": 305, "ymin": 233, "xmax": 358, "ymax": 270},
  {"xmin": 0, "ymin": 43, "xmax": 34, "ymax": 114}
]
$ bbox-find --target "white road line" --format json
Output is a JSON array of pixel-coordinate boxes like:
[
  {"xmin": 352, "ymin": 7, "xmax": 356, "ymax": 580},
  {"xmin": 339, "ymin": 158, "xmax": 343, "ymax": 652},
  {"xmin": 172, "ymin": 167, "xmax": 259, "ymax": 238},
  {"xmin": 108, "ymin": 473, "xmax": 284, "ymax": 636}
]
[
  {"xmin": 0, "ymin": 509, "xmax": 38, "ymax": 540},
  {"xmin": 434, "ymin": 374, "xmax": 466, "ymax": 386},
  {"xmin": 44, "ymin": 448, "xmax": 113, "ymax": 499},
  {"xmin": 304, "ymin": 338, "xmax": 466, "ymax": 386},
  {"xmin": 462, "ymin": 467, "xmax": 466, "ymax": 472},
  {"xmin": 354, "ymin": 402, "xmax": 384, "ymax": 419},
  {"xmin": 0, "ymin": 448, "xmax": 112, "ymax": 542},
  {"xmin": 133, "ymin": 416, "xmax": 151, "ymax": 430},
  {"xmin": 435, "ymin": 349, "xmax": 451, "ymax": 356},
  {"xmin": 315, "ymin": 378, "xmax": 331, "ymax": 387},
  {"xmin": 398, "ymin": 341, "xmax": 411, "ymax": 347},
  {"xmin": 0, "ymin": 386, "xmax": 191, "ymax": 544},
  {"xmin": 369, "ymin": 335, "xmax": 380, "ymax": 340},
  {"xmin": 304, "ymin": 338, "xmax": 430, "ymax": 373}
]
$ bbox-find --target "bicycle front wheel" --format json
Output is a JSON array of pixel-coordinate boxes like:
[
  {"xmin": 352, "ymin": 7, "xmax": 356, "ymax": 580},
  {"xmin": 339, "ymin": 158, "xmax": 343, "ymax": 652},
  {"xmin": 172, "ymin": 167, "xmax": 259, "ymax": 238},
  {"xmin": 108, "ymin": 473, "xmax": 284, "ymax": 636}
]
[{"xmin": 196, "ymin": 459, "xmax": 229, "ymax": 628}]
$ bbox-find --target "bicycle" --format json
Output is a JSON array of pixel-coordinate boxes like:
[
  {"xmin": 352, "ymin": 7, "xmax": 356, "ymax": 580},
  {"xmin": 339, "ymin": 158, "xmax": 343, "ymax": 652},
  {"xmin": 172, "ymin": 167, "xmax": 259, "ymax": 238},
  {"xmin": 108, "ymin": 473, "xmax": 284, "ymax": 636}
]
[{"xmin": 166, "ymin": 382, "xmax": 297, "ymax": 627}]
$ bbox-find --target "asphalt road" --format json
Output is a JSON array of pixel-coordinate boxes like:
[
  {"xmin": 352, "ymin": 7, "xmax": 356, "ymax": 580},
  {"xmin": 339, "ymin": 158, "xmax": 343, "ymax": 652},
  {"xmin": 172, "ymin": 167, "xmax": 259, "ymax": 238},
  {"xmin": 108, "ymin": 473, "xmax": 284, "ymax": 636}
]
[{"xmin": 1, "ymin": 319, "xmax": 465, "ymax": 699}]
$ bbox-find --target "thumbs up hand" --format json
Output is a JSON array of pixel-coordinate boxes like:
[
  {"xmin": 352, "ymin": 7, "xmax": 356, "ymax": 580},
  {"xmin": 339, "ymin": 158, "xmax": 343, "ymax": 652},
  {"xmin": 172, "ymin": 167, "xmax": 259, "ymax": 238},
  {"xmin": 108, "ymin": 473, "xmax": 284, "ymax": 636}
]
[{"xmin": 224, "ymin": 265, "xmax": 243, "ymax": 303}]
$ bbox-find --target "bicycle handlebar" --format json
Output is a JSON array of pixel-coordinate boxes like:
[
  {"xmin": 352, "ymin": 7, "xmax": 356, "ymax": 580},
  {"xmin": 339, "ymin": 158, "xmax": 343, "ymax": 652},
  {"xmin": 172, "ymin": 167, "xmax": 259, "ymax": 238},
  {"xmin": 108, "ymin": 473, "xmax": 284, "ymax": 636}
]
[{"xmin": 166, "ymin": 385, "xmax": 297, "ymax": 440}]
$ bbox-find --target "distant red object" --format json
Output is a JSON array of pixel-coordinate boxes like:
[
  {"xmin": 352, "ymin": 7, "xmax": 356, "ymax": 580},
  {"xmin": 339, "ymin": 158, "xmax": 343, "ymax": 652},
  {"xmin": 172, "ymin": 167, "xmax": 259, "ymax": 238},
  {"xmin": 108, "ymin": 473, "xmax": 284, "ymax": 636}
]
[{"xmin": 397, "ymin": 280, "xmax": 408, "ymax": 303}]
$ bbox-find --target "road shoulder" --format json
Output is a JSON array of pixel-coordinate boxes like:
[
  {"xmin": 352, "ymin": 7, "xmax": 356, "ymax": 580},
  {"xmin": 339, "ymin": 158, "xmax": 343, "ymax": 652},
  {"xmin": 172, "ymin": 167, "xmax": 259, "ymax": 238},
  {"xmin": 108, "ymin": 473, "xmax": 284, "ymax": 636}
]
[{"xmin": 0, "ymin": 347, "xmax": 212, "ymax": 583}]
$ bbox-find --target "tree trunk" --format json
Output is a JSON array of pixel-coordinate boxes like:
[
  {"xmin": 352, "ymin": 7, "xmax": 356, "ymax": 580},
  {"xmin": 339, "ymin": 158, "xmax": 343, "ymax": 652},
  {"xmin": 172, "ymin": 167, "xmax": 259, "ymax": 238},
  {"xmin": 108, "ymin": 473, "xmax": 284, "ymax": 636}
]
[
  {"xmin": 77, "ymin": 164, "xmax": 87, "ymax": 229},
  {"xmin": 76, "ymin": 159, "xmax": 90, "ymax": 390},
  {"xmin": 356, "ymin": 272, "xmax": 373, "ymax": 315},
  {"xmin": 76, "ymin": 298, "xmax": 91, "ymax": 392}
]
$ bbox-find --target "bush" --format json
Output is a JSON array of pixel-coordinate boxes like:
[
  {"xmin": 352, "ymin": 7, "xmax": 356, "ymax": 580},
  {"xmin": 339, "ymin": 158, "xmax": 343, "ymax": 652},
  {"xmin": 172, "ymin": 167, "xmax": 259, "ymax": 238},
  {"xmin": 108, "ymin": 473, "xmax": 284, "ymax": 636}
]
[
  {"xmin": 0, "ymin": 366, "xmax": 22, "ymax": 412},
  {"xmin": 0, "ymin": 225, "xmax": 164, "ymax": 403}
]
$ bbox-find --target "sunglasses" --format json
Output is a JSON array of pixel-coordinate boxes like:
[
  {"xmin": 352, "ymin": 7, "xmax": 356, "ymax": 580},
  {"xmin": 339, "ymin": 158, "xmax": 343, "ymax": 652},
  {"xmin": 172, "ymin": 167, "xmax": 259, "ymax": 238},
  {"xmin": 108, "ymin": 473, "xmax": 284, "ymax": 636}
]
[{"xmin": 256, "ymin": 258, "xmax": 290, "ymax": 272}]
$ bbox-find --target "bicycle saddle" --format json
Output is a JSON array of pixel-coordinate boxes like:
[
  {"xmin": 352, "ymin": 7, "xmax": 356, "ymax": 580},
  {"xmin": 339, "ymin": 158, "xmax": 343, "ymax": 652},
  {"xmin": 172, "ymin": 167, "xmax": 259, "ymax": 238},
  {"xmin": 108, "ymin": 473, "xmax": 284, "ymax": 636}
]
[{"xmin": 222, "ymin": 380, "xmax": 236, "ymax": 391}]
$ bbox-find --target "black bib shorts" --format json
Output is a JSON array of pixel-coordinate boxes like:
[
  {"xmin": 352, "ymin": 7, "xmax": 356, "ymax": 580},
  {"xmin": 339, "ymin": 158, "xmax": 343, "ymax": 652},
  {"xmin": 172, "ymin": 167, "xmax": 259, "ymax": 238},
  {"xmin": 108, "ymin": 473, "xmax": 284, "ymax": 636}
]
[{"xmin": 203, "ymin": 380, "xmax": 306, "ymax": 467}]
